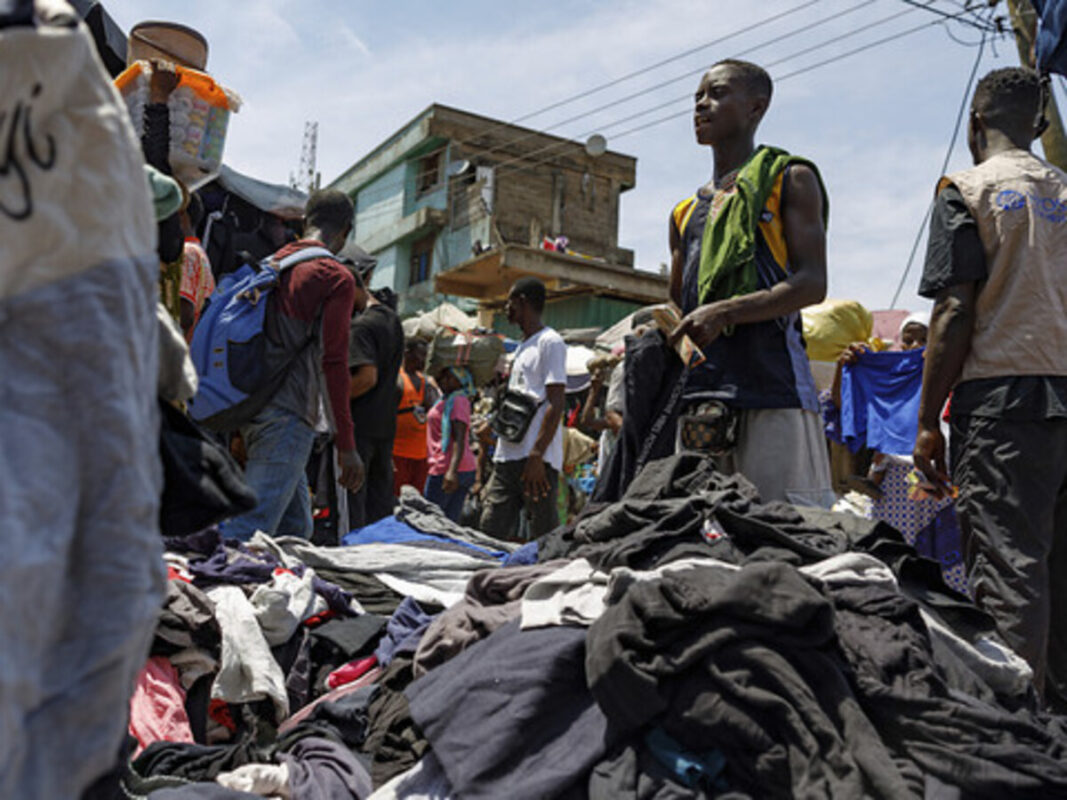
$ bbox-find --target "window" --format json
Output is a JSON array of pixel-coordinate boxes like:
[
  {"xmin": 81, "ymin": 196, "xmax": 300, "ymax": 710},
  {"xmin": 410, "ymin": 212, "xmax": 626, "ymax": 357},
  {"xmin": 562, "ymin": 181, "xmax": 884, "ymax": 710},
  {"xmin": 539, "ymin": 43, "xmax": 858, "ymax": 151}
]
[
  {"xmin": 448, "ymin": 167, "xmax": 478, "ymax": 229},
  {"xmin": 416, "ymin": 152, "xmax": 442, "ymax": 196},
  {"xmin": 409, "ymin": 234, "xmax": 434, "ymax": 286}
]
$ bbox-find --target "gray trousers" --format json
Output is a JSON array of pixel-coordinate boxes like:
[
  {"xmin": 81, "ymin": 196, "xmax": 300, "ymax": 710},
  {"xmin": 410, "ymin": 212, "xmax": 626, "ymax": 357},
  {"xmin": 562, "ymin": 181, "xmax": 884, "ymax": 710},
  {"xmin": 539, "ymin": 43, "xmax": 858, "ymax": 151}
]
[
  {"xmin": 951, "ymin": 413, "xmax": 1067, "ymax": 710},
  {"xmin": 479, "ymin": 458, "xmax": 559, "ymax": 541},
  {"xmin": 678, "ymin": 407, "xmax": 835, "ymax": 507}
]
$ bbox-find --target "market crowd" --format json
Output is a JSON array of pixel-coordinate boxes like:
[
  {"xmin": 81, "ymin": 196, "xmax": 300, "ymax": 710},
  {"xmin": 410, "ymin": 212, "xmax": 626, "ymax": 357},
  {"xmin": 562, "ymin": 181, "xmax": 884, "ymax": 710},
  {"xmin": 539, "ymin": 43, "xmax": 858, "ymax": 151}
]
[{"xmin": 5, "ymin": 8, "xmax": 1067, "ymax": 800}]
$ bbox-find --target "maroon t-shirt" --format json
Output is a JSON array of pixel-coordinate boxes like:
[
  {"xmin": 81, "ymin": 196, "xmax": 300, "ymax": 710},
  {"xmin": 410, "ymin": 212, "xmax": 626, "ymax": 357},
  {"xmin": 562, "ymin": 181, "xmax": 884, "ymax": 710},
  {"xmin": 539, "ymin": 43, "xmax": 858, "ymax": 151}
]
[{"xmin": 268, "ymin": 240, "xmax": 356, "ymax": 452}]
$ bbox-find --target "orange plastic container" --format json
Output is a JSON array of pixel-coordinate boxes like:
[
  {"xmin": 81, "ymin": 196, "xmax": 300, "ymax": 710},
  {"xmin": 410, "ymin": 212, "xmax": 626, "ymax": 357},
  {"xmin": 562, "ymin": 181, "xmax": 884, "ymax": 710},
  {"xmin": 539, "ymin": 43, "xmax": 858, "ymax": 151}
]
[{"xmin": 115, "ymin": 62, "xmax": 241, "ymax": 190}]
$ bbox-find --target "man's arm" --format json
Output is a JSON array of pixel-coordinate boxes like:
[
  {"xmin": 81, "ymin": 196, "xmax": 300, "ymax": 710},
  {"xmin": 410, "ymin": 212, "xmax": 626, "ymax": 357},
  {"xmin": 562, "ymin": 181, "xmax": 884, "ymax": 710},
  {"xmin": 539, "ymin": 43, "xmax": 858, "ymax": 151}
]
[
  {"xmin": 320, "ymin": 271, "xmax": 364, "ymax": 491},
  {"xmin": 603, "ymin": 409, "xmax": 624, "ymax": 434},
  {"xmin": 350, "ymin": 365, "xmax": 378, "ymax": 399},
  {"xmin": 523, "ymin": 383, "xmax": 566, "ymax": 501},
  {"xmin": 347, "ymin": 316, "xmax": 380, "ymax": 400},
  {"xmin": 671, "ymin": 164, "xmax": 827, "ymax": 348},
  {"xmin": 668, "ymin": 213, "xmax": 685, "ymax": 308},
  {"xmin": 579, "ymin": 374, "xmax": 607, "ymax": 433},
  {"xmin": 531, "ymin": 383, "xmax": 566, "ymax": 463},
  {"xmin": 913, "ymin": 282, "xmax": 977, "ymax": 491},
  {"xmin": 179, "ymin": 298, "xmax": 196, "ymax": 337}
]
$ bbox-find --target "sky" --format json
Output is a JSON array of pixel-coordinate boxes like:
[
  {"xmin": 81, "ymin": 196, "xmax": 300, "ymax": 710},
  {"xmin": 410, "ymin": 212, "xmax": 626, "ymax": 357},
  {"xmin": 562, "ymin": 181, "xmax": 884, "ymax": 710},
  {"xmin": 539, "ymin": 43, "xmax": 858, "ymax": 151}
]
[{"xmin": 103, "ymin": 0, "xmax": 1041, "ymax": 312}]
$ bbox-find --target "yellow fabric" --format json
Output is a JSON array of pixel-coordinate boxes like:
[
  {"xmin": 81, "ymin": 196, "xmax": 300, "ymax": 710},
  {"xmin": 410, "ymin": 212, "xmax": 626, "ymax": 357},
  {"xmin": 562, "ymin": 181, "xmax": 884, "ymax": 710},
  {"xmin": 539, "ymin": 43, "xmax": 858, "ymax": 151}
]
[
  {"xmin": 801, "ymin": 299, "xmax": 875, "ymax": 362},
  {"xmin": 672, "ymin": 196, "xmax": 697, "ymax": 237},
  {"xmin": 758, "ymin": 172, "xmax": 789, "ymax": 272},
  {"xmin": 563, "ymin": 426, "xmax": 597, "ymax": 472},
  {"xmin": 673, "ymin": 172, "xmax": 788, "ymax": 274},
  {"xmin": 159, "ymin": 258, "xmax": 183, "ymax": 323}
]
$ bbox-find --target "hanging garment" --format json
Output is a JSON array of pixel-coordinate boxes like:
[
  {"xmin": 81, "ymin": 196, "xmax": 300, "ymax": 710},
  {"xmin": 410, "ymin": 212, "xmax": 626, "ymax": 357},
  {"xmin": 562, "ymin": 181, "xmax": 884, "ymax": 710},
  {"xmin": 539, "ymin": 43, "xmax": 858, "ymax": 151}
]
[{"xmin": 839, "ymin": 348, "xmax": 925, "ymax": 456}]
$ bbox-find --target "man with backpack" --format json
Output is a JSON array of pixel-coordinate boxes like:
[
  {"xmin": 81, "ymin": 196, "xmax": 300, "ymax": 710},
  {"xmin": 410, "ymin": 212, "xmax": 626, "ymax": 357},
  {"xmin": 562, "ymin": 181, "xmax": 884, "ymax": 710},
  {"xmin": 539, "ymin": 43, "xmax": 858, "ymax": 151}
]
[{"xmin": 220, "ymin": 190, "xmax": 364, "ymax": 540}]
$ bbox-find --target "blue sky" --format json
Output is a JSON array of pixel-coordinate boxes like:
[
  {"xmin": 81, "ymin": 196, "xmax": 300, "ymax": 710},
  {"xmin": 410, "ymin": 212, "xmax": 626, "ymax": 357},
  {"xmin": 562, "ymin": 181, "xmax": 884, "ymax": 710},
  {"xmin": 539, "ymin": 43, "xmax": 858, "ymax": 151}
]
[{"xmin": 103, "ymin": 0, "xmax": 1040, "ymax": 311}]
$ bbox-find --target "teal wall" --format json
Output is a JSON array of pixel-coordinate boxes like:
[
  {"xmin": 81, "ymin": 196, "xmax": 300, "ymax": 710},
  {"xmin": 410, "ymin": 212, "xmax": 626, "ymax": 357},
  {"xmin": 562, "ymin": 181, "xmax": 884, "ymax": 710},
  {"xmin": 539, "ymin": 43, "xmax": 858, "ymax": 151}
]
[
  {"xmin": 492, "ymin": 295, "xmax": 644, "ymax": 338},
  {"xmin": 368, "ymin": 244, "xmax": 401, "ymax": 293},
  {"xmin": 354, "ymin": 163, "xmax": 406, "ymax": 240}
]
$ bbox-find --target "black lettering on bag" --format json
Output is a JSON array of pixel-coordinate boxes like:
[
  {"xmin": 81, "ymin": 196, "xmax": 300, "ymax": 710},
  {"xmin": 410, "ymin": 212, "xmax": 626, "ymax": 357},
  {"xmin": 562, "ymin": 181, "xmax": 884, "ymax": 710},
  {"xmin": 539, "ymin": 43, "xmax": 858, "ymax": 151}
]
[{"xmin": 0, "ymin": 84, "xmax": 58, "ymax": 221}]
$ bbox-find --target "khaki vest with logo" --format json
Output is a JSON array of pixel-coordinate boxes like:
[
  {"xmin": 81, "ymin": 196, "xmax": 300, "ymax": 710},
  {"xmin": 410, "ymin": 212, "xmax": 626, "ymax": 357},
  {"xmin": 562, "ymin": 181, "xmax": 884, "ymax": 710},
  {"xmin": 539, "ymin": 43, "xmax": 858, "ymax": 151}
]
[{"xmin": 944, "ymin": 149, "xmax": 1067, "ymax": 382}]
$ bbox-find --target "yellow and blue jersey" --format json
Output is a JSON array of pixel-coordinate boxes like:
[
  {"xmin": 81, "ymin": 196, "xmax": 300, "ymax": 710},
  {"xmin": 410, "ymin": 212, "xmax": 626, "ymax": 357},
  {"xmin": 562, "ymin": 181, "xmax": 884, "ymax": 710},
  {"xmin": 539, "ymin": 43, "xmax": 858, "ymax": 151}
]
[{"xmin": 673, "ymin": 168, "xmax": 819, "ymax": 411}]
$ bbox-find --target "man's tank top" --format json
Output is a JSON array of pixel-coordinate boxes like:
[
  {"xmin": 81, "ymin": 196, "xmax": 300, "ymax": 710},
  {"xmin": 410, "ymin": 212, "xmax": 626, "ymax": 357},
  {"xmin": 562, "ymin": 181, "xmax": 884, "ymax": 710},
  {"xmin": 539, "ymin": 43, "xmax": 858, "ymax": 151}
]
[{"xmin": 672, "ymin": 167, "xmax": 818, "ymax": 411}]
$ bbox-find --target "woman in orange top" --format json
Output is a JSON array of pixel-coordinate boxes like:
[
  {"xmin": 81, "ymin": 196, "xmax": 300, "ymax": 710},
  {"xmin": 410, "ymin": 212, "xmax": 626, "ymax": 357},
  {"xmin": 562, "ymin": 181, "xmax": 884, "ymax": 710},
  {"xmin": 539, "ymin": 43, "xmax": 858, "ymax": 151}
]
[{"xmin": 393, "ymin": 338, "xmax": 433, "ymax": 496}]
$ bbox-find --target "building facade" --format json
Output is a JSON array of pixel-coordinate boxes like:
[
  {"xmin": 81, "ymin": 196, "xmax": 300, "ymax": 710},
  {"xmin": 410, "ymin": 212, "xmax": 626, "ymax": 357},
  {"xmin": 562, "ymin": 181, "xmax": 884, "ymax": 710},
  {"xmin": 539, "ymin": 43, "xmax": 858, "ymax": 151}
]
[{"xmin": 329, "ymin": 104, "xmax": 666, "ymax": 325}]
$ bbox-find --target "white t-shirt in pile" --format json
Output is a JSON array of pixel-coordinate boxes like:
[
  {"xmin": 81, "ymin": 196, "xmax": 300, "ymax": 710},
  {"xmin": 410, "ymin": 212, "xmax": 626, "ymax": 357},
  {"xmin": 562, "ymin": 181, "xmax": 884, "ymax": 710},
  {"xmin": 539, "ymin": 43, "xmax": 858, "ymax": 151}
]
[{"xmin": 494, "ymin": 326, "xmax": 568, "ymax": 471}]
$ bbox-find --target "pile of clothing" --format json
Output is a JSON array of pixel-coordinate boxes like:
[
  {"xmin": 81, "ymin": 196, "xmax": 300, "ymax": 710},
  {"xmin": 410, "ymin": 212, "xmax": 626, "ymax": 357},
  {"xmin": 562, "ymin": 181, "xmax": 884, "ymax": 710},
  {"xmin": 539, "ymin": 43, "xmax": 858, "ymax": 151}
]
[{"xmin": 128, "ymin": 454, "xmax": 1067, "ymax": 799}]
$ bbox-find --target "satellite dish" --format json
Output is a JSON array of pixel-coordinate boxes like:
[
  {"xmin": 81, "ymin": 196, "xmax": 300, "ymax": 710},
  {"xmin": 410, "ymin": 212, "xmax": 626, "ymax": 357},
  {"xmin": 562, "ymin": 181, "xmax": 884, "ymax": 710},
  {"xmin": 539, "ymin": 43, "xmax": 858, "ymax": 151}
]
[
  {"xmin": 585, "ymin": 134, "xmax": 607, "ymax": 158},
  {"xmin": 446, "ymin": 159, "xmax": 472, "ymax": 177}
]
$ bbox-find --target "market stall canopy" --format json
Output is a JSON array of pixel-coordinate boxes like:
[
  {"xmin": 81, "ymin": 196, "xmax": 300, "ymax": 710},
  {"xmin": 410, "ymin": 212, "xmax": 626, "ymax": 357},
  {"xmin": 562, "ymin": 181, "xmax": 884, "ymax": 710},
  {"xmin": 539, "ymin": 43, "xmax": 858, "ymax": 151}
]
[
  {"xmin": 566, "ymin": 345, "xmax": 596, "ymax": 377},
  {"xmin": 402, "ymin": 302, "xmax": 479, "ymax": 340},
  {"xmin": 216, "ymin": 165, "xmax": 308, "ymax": 220},
  {"xmin": 595, "ymin": 309, "xmax": 640, "ymax": 351}
]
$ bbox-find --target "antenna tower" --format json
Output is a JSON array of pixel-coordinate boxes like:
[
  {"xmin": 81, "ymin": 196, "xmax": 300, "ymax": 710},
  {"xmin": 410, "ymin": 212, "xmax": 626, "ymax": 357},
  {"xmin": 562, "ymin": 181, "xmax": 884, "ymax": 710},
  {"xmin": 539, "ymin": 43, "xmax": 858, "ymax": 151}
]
[{"xmin": 289, "ymin": 121, "xmax": 320, "ymax": 192}]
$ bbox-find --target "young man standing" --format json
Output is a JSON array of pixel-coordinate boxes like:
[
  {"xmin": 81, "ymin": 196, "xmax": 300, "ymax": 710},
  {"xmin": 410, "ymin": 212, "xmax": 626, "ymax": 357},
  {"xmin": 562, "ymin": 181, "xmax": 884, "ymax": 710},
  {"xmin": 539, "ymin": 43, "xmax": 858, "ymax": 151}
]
[
  {"xmin": 393, "ymin": 337, "xmax": 433, "ymax": 497},
  {"xmin": 223, "ymin": 190, "xmax": 364, "ymax": 540},
  {"xmin": 480, "ymin": 277, "xmax": 567, "ymax": 539},
  {"xmin": 348, "ymin": 276, "xmax": 405, "ymax": 528},
  {"xmin": 669, "ymin": 59, "xmax": 832, "ymax": 506},
  {"xmin": 914, "ymin": 67, "xmax": 1067, "ymax": 710}
]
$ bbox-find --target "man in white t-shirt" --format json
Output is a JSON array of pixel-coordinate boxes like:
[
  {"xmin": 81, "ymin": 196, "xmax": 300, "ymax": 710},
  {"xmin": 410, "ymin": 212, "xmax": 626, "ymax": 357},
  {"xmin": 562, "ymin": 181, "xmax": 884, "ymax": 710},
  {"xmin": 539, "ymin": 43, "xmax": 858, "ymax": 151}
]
[{"xmin": 481, "ymin": 278, "xmax": 567, "ymax": 539}]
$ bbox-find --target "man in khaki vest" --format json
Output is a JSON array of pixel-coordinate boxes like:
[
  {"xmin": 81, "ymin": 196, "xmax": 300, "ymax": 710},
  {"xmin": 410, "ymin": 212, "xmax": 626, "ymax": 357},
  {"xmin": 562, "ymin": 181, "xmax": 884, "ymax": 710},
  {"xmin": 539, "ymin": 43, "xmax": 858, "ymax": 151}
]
[{"xmin": 914, "ymin": 67, "xmax": 1067, "ymax": 710}]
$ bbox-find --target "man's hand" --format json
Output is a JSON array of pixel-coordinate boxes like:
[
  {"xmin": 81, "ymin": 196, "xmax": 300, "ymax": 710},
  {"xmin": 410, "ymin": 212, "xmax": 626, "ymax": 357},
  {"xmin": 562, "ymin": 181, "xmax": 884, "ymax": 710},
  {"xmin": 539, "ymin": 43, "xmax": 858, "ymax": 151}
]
[
  {"xmin": 473, "ymin": 418, "xmax": 494, "ymax": 446},
  {"xmin": 670, "ymin": 300, "xmax": 732, "ymax": 349},
  {"xmin": 442, "ymin": 470, "xmax": 459, "ymax": 494},
  {"xmin": 149, "ymin": 59, "xmax": 180, "ymax": 104},
  {"xmin": 337, "ymin": 448, "xmax": 365, "ymax": 493},
  {"xmin": 838, "ymin": 342, "xmax": 870, "ymax": 367},
  {"xmin": 522, "ymin": 453, "xmax": 551, "ymax": 502},
  {"xmin": 913, "ymin": 425, "xmax": 950, "ymax": 499}
]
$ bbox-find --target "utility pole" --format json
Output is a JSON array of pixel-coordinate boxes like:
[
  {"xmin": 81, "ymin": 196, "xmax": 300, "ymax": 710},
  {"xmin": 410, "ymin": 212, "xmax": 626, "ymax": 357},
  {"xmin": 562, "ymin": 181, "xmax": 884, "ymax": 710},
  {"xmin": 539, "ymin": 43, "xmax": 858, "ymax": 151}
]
[{"xmin": 1004, "ymin": 0, "xmax": 1067, "ymax": 169}]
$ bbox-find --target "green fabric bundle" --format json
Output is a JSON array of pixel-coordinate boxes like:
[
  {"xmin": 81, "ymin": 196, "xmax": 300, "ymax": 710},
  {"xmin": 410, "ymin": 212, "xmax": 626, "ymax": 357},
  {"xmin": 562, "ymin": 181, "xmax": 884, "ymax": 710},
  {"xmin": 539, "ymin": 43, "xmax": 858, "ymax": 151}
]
[{"xmin": 697, "ymin": 145, "xmax": 828, "ymax": 306}]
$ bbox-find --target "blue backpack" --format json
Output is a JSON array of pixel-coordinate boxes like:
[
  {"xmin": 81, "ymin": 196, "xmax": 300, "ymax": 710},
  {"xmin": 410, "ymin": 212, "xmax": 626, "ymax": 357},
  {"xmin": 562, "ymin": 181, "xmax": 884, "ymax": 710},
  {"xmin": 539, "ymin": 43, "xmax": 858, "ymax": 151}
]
[{"xmin": 187, "ymin": 246, "xmax": 335, "ymax": 431}]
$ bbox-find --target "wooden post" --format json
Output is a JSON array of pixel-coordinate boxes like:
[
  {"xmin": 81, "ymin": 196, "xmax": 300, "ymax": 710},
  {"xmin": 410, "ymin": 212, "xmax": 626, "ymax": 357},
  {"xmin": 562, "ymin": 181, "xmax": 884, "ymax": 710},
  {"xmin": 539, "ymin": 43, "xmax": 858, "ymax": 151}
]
[{"xmin": 1005, "ymin": 0, "xmax": 1067, "ymax": 169}]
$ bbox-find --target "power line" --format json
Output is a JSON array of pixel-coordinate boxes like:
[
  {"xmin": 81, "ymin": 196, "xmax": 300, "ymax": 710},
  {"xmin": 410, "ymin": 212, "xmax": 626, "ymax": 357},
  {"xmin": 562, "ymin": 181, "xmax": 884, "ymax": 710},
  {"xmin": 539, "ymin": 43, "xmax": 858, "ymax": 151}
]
[
  {"xmin": 335, "ymin": 0, "xmax": 823, "ymax": 199},
  {"xmin": 351, "ymin": 1, "xmax": 989, "ymax": 228},
  {"xmin": 350, "ymin": 0, "xmax": 909, "ymax": 211},
  {"xmin": 492, "ymin": 4, "xmax": 980, "ymax": 181},
  {"xmin": 510, "ymin": 0, "xmax": 822, "ymax": 124},
  {"xmin": 900, "ymin": 0, "xmax": 1000, "ymax": 32},
  {"xmin": 889, "ymin": 12, "xmax": 989, "ymax": 308},
  {"xmin": 488, "ymin": 4, "xmax": 931, "ymax": 178},
  {"xmin": 520, "ymin": 0, "xmax": 882, "ymax": 146}
]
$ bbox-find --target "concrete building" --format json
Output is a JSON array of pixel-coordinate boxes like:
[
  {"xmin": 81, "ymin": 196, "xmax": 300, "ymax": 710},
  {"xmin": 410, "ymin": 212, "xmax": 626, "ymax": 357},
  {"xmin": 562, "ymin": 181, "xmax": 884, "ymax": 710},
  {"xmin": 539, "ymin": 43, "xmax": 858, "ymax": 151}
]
[{"xmin": 329, "ymin": 103, "xmax": 666, "ymax": 329}]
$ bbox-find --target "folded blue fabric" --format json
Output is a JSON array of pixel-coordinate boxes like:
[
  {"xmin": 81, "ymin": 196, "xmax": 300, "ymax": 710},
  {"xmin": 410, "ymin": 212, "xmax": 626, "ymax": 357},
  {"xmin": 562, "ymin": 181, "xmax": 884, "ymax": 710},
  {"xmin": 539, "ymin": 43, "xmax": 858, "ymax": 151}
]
[{"xmin": 342, "ymin": 516, "xmax": 508, "ymax": 560}]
